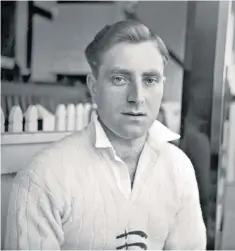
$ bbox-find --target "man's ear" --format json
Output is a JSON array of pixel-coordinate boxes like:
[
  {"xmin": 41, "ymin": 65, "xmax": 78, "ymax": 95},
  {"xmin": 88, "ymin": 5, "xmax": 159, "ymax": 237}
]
[
  {"xmin": 162, "ymin": 76, "xmax": 166, "ymax": 84},
  {"xmin": 86, "ymin": 74, "xmax": 97, "ymax": 102}
]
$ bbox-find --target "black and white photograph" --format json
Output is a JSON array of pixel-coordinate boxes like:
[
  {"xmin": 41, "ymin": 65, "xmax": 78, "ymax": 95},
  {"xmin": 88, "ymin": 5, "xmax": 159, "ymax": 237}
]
[{"xmin": 1, "ymin": 0, "xmax": 235, "ymax": 250}]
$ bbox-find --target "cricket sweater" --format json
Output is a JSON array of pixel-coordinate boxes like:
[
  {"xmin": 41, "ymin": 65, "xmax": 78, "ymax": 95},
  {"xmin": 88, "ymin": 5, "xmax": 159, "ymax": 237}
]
[{"xmin": 4, "ymin": 113, "xmax": 206, "ymax": 250}]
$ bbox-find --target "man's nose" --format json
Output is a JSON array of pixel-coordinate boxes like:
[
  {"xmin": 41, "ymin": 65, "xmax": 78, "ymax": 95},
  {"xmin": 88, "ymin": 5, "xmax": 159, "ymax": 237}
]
[{"xmin": 127, "ymin": 80, "xmax": 145, "ymax": 104}]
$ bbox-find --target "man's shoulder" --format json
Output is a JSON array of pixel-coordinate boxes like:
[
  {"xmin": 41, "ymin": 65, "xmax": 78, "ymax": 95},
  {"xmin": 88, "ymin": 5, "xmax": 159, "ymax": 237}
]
[
  {"xmin": 159, "ymin": 142, "xmax": 196, "ymax": 180},
  {"xmin": 157, "ymin": 142, "xmax": 199, "ymax": 201},
  {"xmin": 161, "ymin": 142, "xmax": 192, "ymax": 163},
  {"xmin": 24, "ymin": 128, "xmax": 92, "ymax": 175},
  {"xmin": 14, "ymin": 129, "xmax": 93, "ymax": 198},
  {"xmin": 158, "ymin": 141, "xmax": 187, "ymax": 159}
]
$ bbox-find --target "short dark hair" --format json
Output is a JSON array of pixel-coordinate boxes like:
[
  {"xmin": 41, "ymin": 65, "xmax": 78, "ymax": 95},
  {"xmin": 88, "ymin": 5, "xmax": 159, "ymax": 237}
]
[{"xmin": 85, "ymin": 19, "xmax": 169, "ymax": 76}]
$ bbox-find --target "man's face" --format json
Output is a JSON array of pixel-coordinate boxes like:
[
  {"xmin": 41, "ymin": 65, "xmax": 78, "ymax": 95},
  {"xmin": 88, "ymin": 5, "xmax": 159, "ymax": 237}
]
[{"xmin": 90, "ymin": 41, "xmax": 165, "ymax": 139}]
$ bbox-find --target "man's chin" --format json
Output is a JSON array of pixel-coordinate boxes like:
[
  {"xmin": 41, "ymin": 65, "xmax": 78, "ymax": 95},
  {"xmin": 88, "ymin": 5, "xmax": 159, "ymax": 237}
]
[{"xmin": 119, "ymin": 127, "xmax": 148, "ymax": 140}]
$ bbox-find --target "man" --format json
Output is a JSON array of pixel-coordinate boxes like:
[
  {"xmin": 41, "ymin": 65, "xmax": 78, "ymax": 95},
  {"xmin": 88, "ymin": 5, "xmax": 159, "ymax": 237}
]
[{"xmin": 5, "ymin": 20, "xmax": 206, "ymax": 250}]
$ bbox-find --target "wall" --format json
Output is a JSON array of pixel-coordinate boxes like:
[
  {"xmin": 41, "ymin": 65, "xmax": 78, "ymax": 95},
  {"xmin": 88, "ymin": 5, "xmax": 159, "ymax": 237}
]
[
  {"xmin": 17, "ymin": 1, "xmax": 187, "ymax": 102},
  {"xmin": 31, "ymin": 1, "xmax": 123, "ymax": 81}
]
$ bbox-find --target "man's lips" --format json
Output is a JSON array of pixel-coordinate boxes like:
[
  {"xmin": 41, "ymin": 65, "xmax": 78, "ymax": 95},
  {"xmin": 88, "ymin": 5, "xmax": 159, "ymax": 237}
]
[{"xmin": 121, "ymin": 112, "xmax": 147, "ymax": 116}]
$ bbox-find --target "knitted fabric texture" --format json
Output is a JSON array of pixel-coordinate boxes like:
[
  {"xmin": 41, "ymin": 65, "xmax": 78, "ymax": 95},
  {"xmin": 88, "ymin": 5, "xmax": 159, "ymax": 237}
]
[{"xmin": 4, "ymin": 116, "xmax": 206, "ymax": 250}]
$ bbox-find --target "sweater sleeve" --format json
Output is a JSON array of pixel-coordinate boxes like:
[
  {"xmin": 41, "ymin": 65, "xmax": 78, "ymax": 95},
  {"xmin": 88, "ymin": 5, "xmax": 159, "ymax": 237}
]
[
  {"xmin": 164, "ymin": 151, "xmax": 207, "ymax": 250},
  {"xmin": 4, "ymin": 170, "xmax": 64, "ymax": 250}
]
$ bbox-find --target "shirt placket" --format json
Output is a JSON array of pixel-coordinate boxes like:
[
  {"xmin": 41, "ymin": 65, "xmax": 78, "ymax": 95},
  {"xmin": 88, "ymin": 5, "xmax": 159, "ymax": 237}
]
[
  {"xmin": 110, "ymin": 148, "xmax": 132, "ymax": 199},
  {"xmin": 102, "ymin": 147, "xmax": 132, "ymax": 199}
]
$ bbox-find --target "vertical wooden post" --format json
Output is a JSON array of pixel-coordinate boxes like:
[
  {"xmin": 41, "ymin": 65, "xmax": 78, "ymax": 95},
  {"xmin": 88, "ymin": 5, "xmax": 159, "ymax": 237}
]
[
  {"xmin": 66, "ymin": 104, "xmax": 75, "ymax": 131},
  {"xmin": 25, "ymin": 105, "xmax": 38, "ymax": 132},
  {"xmin": 55, "ymin": 104, "xmax": 66, "ymax": 131},
  {"xmin": 75, "ymin": 103, "xmax": 84, "ymax": 131},
  {"xmin": 9, "ymin": 106, "xmax": 23, "ymax": 133},
  {"xmin": 83, "ymin": 103, "xmax": 92, "ymax": 128}
]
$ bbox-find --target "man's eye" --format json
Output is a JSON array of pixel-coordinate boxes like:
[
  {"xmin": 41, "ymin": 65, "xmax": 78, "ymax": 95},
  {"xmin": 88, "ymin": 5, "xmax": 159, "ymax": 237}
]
[
  {"xmin": 111, "ymin": 76, "xmax": 128, "ymax": 86},
  {"xmin": 144, "ymin": 77, "xmax": 161, "ymax": 86}
]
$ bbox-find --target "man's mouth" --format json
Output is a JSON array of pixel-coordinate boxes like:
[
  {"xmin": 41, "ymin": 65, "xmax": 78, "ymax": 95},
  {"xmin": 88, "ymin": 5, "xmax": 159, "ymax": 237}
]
[{"xmin": 121, "ymin": 112, "xmax": 147, "ymax": 116}]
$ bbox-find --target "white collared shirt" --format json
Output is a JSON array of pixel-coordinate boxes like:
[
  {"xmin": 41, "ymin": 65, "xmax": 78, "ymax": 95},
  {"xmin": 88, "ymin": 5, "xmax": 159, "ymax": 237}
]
[{"xmin": 92, "ymin": 111, "xmax": 180, "ymax": 199}]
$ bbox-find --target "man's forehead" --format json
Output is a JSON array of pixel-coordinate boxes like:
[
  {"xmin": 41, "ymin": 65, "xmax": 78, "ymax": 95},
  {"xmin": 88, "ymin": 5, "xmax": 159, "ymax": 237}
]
[{"xmin": 100, "ymin": 41, "xmax": 164, "ymax": 75}]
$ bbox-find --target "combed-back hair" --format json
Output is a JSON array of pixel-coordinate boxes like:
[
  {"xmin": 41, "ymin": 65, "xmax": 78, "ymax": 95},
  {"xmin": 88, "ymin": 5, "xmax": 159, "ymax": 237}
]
[{"xmin": 85, "ymin": 19, "xmax": 169, "ymax": 76}]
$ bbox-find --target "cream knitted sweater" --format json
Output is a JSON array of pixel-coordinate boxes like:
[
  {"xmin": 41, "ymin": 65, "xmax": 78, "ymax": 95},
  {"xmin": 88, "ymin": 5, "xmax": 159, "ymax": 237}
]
[{"xmin": 5, "ymin": 116, "xmax": 206, "ymax": 250}]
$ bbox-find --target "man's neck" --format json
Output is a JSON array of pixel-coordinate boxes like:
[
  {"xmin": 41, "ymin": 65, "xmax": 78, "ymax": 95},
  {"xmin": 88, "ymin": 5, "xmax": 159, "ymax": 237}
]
[{"xmin": 99, "ymin": 120, "xmax": 147, "ymax": 161}]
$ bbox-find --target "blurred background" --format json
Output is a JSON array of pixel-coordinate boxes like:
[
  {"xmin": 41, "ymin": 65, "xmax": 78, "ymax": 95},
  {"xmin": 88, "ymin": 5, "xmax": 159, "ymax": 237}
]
[{"xmin": 1, "ymin": 1, "xmax": 235, "ymax": 249}]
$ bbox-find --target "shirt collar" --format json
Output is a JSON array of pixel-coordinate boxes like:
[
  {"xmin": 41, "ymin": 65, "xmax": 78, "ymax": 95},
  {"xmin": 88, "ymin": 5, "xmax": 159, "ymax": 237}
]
[
  {"xmin": 92, "ymin": 112, "xmax": 113, "ymax": 148},
  {"xmin": 90, "ymin": 111, "xmax": 180, "ymax": 149}
]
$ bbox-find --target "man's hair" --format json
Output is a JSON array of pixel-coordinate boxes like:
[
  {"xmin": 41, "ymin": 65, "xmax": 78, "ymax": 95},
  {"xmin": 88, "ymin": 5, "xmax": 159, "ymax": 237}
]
[{"xmin": 85, "ymin": 19, "xmax": 169, "ymax": 76}]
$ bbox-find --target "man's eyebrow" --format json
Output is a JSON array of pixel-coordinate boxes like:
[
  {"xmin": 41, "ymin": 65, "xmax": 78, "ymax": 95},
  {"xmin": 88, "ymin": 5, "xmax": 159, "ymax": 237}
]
[
  {"xmin": 142, "ymin": 71, "xmax": 161, "ymax": 77},
  {"xmin": 108, "ymin": 67, "xmax": 132, "ymax": 75},
  {"xmin": 107, "ymin": 68, "xmax": 162, "ymax": 77}
]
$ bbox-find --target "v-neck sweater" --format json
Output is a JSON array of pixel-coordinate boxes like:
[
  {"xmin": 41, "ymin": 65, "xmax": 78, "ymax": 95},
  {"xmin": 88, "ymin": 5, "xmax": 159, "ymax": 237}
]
[{"xmin": 4, "ymin": 116, "xmax": 206, "ymax": 250}]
